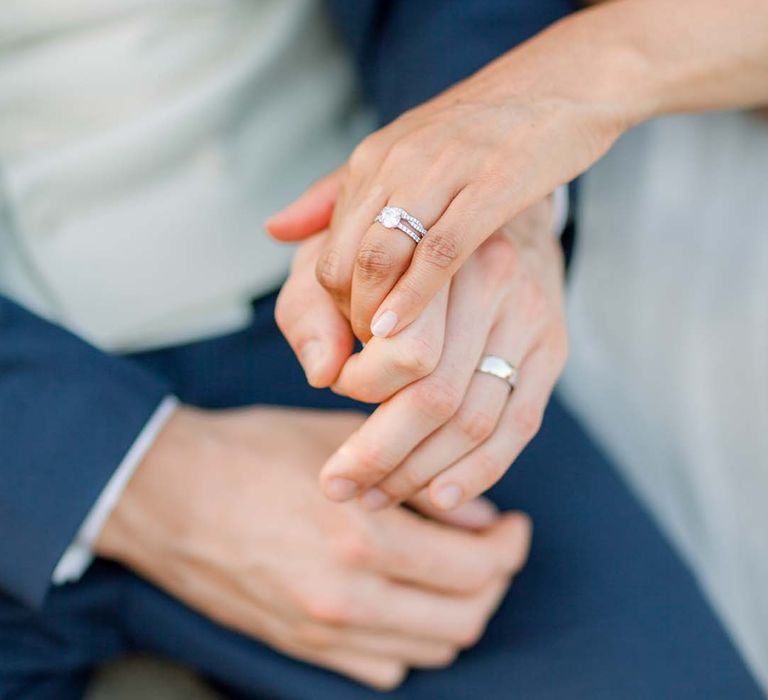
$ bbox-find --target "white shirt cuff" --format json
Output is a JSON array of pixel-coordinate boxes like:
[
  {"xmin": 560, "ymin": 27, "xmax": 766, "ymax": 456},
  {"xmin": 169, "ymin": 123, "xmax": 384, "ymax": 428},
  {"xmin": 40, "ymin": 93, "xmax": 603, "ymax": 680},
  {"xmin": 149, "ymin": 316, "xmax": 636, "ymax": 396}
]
[
  {"xmin": 552, "ymin": 185, "xmax": 570, "ymax": 238},
  {"xmin": 52, "ymin": 395, "xmax": 179, "ymax": 585}
]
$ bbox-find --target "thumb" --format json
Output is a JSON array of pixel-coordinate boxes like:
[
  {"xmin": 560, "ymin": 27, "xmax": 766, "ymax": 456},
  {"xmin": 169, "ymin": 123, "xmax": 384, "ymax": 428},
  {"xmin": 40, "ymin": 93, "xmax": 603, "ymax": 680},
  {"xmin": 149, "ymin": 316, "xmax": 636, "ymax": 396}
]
[{"xmin": 266, "ymin": 167, "xmax": 342, "ymax": 241}]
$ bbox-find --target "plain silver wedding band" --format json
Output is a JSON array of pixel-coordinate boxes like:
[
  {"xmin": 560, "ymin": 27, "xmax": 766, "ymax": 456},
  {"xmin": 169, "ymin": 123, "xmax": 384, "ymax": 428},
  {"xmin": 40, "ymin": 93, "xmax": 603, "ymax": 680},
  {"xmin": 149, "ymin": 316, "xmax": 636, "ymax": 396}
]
[
  {"xmin": 375, "ymin": 206, "xmax": 428, "ymax": 244},
  {"xmin": 476, "ymin": 355, "xmax": 518, "ymax": 390}
]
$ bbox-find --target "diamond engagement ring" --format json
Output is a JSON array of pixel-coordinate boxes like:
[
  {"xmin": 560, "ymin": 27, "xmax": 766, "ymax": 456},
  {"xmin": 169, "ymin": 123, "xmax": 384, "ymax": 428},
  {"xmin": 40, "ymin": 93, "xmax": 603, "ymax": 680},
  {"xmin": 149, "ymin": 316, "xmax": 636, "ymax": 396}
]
[
  {"xmin": 476, "ymin": 355, "xmax": 518, "ymax": 390},
  {"xmin": 375, "ymin": 207, "xmax": 428, "ymax": 244}
]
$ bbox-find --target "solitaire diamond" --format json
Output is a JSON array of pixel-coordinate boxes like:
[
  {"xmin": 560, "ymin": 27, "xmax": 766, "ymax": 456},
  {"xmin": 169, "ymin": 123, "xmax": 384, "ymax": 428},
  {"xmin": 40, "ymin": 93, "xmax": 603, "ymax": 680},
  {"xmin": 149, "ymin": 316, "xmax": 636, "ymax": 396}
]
[{"xmin": 379, "ymin": 207, "xmax": 402, "ymax": 228}]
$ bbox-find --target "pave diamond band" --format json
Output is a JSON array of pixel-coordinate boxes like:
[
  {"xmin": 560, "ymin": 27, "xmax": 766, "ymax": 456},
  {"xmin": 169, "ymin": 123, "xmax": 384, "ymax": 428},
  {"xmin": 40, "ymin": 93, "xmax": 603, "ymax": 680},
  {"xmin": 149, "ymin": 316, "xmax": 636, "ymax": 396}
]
[
  {"xmin": 476, "ymin": 355, "xmax": 518, "ymax": 390},
  {"xmin": 375, "ymin": 207, "xmax": 428, "ymax": 244}
]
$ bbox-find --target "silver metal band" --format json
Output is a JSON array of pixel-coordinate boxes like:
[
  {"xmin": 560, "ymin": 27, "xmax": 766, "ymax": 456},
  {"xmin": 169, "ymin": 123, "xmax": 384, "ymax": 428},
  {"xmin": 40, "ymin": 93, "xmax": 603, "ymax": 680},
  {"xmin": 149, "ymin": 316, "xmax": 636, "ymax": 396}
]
[
  {"xmin": 476, "ymin": 355, "xmax": 518, "ymax": 390},
  {"xmin": 375, "ymin": 206, "xmax": 428, "ymax": 243},
  {"xmin": 396, "ymin": 221, "xmax": 422, "ymax": 244}
]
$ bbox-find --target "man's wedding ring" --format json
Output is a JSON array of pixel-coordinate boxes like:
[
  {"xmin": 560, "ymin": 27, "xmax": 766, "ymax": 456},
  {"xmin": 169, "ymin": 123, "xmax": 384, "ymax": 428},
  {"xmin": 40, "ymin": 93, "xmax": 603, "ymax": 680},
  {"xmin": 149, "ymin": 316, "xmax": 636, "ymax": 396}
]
[
  {"xmin": 476, "ymin": 355, "xmax": 518, "ymax": 390},
  {"xmin": 375, "ymin": 207, "xmax": 427, "ymax": 244}
]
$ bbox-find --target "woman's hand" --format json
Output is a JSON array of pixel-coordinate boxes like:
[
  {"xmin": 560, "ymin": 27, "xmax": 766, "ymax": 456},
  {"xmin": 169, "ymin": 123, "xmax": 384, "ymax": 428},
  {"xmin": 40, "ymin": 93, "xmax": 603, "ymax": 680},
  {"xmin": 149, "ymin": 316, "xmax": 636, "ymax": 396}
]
[
  {"xmin": 269, "ymin": 0, "xmax": 768, "ymax": 344},
  {"xmin": 268, "ymin": 13, "xmax": 628, "ymax": 343},
  {"xmin": 276, "ymin": 197, "xmax": 567, "ymax": 511}
]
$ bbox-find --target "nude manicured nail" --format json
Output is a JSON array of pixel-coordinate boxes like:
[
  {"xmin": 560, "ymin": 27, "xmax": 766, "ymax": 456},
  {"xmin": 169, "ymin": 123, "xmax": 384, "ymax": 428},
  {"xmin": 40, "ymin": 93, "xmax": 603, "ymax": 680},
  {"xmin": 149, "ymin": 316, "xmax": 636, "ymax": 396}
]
[
  {"xmin": 370, "ymin": 310, "xmax": 398, "ymax": 338},
  {"xmin": 360, "ymin": 488, "xmax": 390, "ymax": 510},
  {"xmin": 325, "ymin": 477, "xmax": 358, "ymax": 501},
  {"xmin": 433, "ymin": 483, "xmax": 463, "ymax": 510}
]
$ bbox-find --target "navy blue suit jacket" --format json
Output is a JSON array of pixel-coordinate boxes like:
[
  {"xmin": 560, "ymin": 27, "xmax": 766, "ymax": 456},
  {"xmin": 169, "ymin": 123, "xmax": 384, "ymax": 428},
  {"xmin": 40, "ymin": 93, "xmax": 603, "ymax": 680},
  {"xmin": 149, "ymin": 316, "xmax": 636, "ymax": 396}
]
[{"xmin": 0, "ymin": 0, "xmax": 575, "ymax": 608}]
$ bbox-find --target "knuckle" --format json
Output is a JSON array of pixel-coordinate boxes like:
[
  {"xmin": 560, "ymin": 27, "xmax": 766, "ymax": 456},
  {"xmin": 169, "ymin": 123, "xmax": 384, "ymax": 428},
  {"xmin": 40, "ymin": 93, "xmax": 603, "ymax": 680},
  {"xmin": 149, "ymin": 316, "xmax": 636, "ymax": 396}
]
[
  {"xmin": 457, "ymin": 618, "xmax": 487, "ymax": 648},
  {"xmin": 348, "ymin": 136, "xmax": 379, "ymax": 173},
  {"xmin": 511, "ymin": 401, "xmax": 544, "ymax": 439},
  {"xmin": 478, "ymin": 235, "xmax": 519, "ymax": 281},
  {"xmin": 432, "ymin": 135, "xmax": 465, "ymax": 165},
  {"xmin": 420, "ymin": 231, "xmax": 461, "ymax": 271},
  {"xmin": 429, "ymin": 646, "xmax": 460, "ymax": 668},
  {"xmin": 519, "ymin": 278, "xmax": 546, "ymax": 321},
  {"xmin": 316, "ymin": 247, "xmax": 349, "ymax": 295},
  {"xmin": 295, "ymin": 583, "xmax": 350, "ymax": 626},
  {"xmin": 371, "ymin": 663, "xmax": 407, "ymax": 691},
  {"xmin": 384, "ymin": 465, "xmax": 428, "ymax": 498},
  {"xmin": 386, "ymin": 135, "xmax": 426, "ymax": 167},
  {"xmin": 332, "ymin": 528, "xmax": 376, "ymax": 568},
  {"xmin": 411, "ymin": 376, "xmax": 463, "ymax": 423},
  {"xmin": 294, "ymin": 622, "xmax": 336, "ymax": 649},
  {"xmin": 473, "ymin": 452, "xmax": 508, "ymax": 486},
  {"xmin": 381, "ymin": 541, "xmax": 419, "ymax": 575},
  {"xmin": 465, "ymin": 562, "xmax": 498, "ymax": 591},
  {"xmin": 454, "ymin": 407, "xmax": 497, "ymax": 444},
  {"xmin": 355, "ymin": 241, "xmax": 395, "ymax": 282},
  {"xmin": 354, "ymin": 447, "xmax": 395, "ymax": 481},
  {"xmin": 391, "ymin": 334, "xmax": 441, "ymax": 379}
]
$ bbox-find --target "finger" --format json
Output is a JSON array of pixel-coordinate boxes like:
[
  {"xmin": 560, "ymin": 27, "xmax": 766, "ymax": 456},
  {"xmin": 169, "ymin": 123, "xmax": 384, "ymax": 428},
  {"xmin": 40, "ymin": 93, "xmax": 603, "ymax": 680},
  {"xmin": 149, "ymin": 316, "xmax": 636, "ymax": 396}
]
[
  {"xmin": 358, "ymin": 568, "xmax": 512, "ymax": 647},
  {"xmin": 331, "ymin": 285, "xmax": 448, "ymax": 404},
  {"xmin": 367, "ymin": 509, "xmax": 530, "ymax": 595},
  {"xmin": 178, "ymin": 571, "xmax": 407, "ymax": 691},
  {"xmin": 371, "ymin": 373, "xmax": 510, "ymax": 507},
  {"xmin": 315, "ymin": 174, "xmax": 388, "ymax": 319},
  {"xmin": 407, "ymin": 490, "xmax": 498, "ymax": 531},
  {"xmin": 275, "ymin": 235, "xmax": 355, "ymax": 387},
  {"xmin": 266, "ymin": 168, "xmax": 342, "ymax": 241},
  {"xmin": 370, "ymin": 183, "xmax": 517, "ymax": 339},
  {"xmin": 370, "ymin": 296, "xmax": 544, "ymax": 507},
  {"xmin": 429, "ymin": 341, "xmax": 564, "ymax": 510},
  {"xmin": 350, "ymin": 179, "xmax": 460, "ymax": 342},
  {"xmin": 313, "ymin": 124, "xmax": 415, "ymax": 315},
  {"xmin": 295, "ymin": 645, "xmax": 407, "ymax": 691},
  {"xmin": 322, "ymin": 255, "xmax": 505, "ymax": 500},
  {"xmin": 298, "ymin": 624, "xmax": 458, "ymax": 669}
]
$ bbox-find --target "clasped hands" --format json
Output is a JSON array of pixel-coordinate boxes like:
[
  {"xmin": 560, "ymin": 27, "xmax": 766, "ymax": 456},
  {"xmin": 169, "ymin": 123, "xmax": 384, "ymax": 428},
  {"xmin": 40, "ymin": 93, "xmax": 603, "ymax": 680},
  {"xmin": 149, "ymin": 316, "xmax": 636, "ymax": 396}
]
[
  {"xmin": 98, "ymin": 46, "xmax": 589, "ymax": 687},
  {"xmin": 270, "ymin": 187, "xmax": 568, "ymax": 514}
]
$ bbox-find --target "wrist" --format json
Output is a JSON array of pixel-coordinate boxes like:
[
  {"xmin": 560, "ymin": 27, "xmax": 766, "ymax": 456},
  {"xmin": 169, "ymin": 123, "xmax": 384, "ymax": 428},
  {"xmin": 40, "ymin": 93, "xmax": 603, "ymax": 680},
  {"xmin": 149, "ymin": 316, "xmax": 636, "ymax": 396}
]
[
  {"xmin": 495, "ymin": 9, "xmax": 658, "ymax": 131},
  {"xmin": 94, "ymin": 405, "xmax": 211, "ymax": 567},
  {"xmin": 526, "ymin": 0, "xmax": 768, "ymax": 123}
]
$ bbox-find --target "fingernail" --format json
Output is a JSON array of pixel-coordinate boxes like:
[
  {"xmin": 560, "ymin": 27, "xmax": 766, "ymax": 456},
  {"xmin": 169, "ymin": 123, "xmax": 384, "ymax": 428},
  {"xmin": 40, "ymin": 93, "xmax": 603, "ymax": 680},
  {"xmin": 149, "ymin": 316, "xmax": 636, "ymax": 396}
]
[
  {"xmin": 325, "ymin": 477, "xmax": 358, "ymax": 501},
  {"xmin": 299, "ymin": 340, "xmax": 325, "ymax": 383},
  {"xmin": 433, "ymin": 483, "xmax": 463, "ymax": 510},
  {"xmin": 360, "ymin": 488, "xmax": 390, "ymax": 510},
  {"xmin": 451, "ymin": 499, "xmax": 498, "ymax": 528},
  {"xmin": 370, "ymin": 310, "xmax": 398, "ymax": 338}
]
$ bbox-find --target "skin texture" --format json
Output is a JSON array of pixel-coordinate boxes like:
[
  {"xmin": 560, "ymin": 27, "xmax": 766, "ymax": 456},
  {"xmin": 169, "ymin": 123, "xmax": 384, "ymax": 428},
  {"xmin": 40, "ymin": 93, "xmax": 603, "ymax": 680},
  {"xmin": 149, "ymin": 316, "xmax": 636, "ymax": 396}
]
[
  {"xmin": 275, "ymin": 199, "xmax": 567, "ymax": 511},
  {"xmin": 96, "ymin": 406, "xmax": 531, "ymax": 690},
  {"xmin": 267, "ymin": 0, "xmax": 768, "ymax": 510},
  {"xmin": 269, "ymin": 0, "xmax": 768, "ymax": 342}
]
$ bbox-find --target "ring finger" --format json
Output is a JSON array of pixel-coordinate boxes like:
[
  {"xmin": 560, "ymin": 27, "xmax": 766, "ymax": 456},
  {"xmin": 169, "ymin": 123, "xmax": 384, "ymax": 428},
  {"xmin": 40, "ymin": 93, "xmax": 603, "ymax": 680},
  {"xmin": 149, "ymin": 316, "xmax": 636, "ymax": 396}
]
[
  {"xmin": 320, "ymin": 258, "xmax": 502, "ymax": 501},
  {"xmin": 363, "ymin": 306, "xmax": 541, "ymax": 509},
  {"xmin": 428, "ymin": 340, "xmax": 564, "ymax": 510},
  {"xmin": 350, "ymin": 177, "xmax": 463, "ymax": 341}
]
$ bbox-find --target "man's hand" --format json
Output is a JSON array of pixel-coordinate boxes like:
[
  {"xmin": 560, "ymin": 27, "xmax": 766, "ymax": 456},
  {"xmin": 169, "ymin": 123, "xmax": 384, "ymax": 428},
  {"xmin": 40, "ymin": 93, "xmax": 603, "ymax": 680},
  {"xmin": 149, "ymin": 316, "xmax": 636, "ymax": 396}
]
[
  {"xmin": 96, "ymin": 406, "xmax": 531, "ymax": 690},
  {"xmin": 276, "ymin": 198, "xmax": 567, "ymax": 511}
]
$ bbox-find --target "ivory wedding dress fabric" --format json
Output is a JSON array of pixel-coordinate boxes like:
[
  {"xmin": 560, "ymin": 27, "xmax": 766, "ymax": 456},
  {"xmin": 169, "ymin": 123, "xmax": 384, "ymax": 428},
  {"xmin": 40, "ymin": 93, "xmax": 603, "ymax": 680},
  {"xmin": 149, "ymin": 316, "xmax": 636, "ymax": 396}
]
[{"xmin": 560, "ymin": 111, "xmax": 768, "ymax": 691}]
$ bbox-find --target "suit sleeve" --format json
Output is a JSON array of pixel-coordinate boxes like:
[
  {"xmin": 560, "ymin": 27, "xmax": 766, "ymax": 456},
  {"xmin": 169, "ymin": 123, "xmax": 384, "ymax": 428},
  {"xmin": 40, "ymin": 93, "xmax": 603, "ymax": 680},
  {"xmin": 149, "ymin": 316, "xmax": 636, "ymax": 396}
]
[
  {"xmin": 0, "ymin": 296, "xmax": 170, "ymax": 607},
  {"xmin": 329, "ymin": 0, "xmax": 577, "ymax": 125}
]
